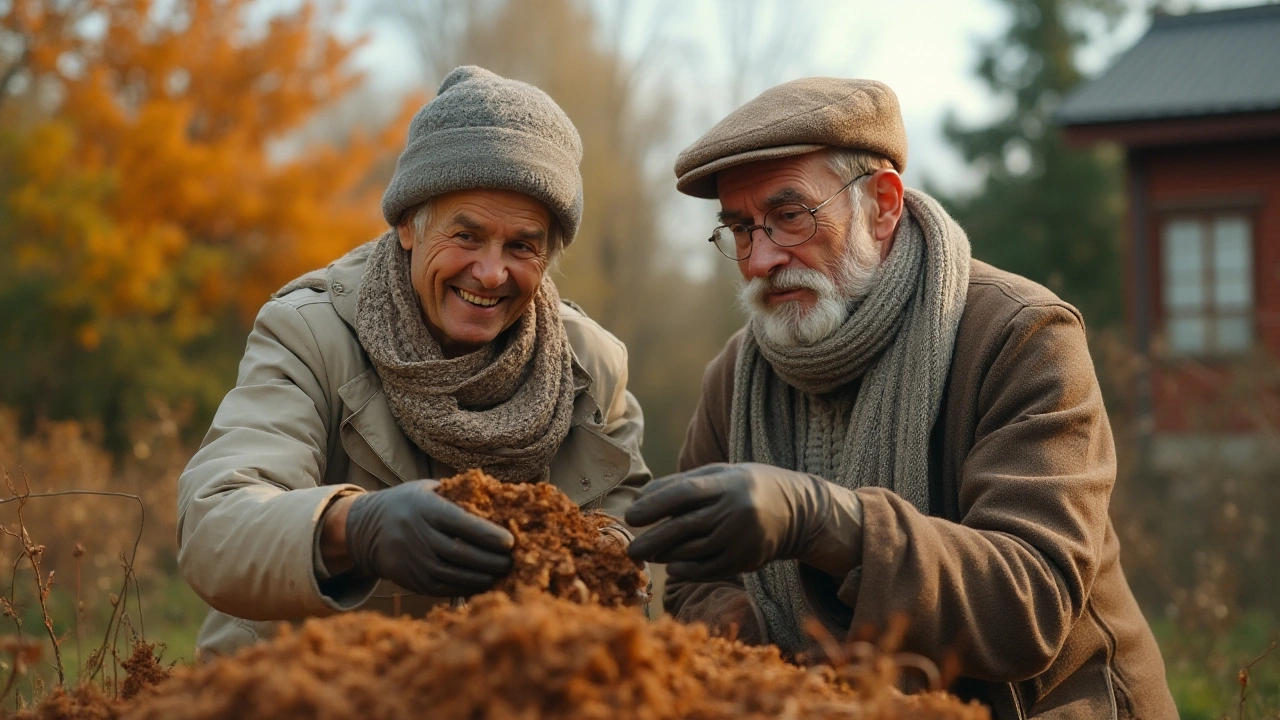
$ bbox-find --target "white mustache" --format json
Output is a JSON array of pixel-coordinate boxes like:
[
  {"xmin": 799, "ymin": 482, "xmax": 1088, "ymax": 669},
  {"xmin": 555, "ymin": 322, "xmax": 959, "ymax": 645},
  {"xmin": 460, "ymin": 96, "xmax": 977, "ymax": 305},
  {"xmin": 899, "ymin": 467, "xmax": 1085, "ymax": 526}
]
[{"xmin": 742, "ymin": 267, "xmax": 837, "ymax": 307}]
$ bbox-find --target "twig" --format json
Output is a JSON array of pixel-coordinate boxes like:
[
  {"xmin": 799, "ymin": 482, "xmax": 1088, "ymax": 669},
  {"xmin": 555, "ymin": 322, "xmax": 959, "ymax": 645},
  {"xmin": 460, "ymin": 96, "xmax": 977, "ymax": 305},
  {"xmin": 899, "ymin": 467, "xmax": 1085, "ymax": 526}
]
[
  {"xmin": 1, "ymin": 471, "xmax": 65, "ymax": 686},
  {"xmin": 74, "ymin": 543, "xmax": 85, "ymax": 680},
  {"xmin": 0, "ymin": 478, "xmax": 147, "ymax": 688},
  {"xmin": 1239, "ymin": 640, "xmax": 1278, "ymax": 720},
  {"xmin": 0, "ymin": 637, "xmax": 41, "ymax": 706}
]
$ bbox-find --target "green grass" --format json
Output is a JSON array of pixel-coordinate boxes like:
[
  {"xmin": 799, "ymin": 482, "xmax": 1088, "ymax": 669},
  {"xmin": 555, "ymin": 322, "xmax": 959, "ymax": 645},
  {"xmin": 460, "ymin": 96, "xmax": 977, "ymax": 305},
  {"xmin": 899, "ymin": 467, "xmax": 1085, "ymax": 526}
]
[
  {"xmin": 2, "ymin": 573, "xmax": 206, "ymax": 709},
  {"xmin": 1153, "ymin": 613, "xmax": 1280, "ymax": 720}
]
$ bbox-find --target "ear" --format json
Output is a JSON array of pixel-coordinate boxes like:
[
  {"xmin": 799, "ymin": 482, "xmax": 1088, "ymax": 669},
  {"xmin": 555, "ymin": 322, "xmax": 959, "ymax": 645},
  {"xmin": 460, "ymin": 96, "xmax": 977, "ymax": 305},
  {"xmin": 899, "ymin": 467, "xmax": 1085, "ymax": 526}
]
[
  {"xmin": 868, "ymin": 170, "xmax": 905, "ymax": 256},
  {"xmin": 396, "ymin": 221, "xmax": 415, "ymax": 251}
]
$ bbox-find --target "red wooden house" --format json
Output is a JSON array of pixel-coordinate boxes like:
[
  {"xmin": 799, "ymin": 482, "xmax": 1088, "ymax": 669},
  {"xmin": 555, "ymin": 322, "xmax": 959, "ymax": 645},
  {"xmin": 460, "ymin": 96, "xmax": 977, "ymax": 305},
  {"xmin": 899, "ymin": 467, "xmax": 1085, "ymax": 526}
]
[{"xmin": 1057, "ymin": 4, "xmax": 1280, "ymax": 466}]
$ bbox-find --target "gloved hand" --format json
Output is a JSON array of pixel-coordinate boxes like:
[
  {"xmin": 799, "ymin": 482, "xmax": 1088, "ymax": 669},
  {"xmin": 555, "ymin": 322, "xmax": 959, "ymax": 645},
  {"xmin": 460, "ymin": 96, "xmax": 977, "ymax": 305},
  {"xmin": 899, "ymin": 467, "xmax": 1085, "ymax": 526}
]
[
  {"xmin": 345, "ymin": 479, "xmax": 514, "ymax": 597},
  {"xmin": 625, "ymin": 463, "xmax": 864, "ymax": 580}
]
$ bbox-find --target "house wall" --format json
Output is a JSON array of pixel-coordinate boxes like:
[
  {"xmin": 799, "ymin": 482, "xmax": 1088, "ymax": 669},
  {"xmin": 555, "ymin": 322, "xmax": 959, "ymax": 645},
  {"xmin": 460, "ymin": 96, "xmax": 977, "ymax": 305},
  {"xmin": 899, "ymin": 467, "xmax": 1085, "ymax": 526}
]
[{"xmin": 1132, "ymin": 137, "xmax": 1280, "ymax": 434}]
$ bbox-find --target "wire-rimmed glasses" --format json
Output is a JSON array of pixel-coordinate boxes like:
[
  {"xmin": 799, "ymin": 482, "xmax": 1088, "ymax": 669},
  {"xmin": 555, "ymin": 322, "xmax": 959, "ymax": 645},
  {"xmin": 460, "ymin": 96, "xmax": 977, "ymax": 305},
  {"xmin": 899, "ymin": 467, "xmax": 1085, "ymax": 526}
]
[{"xmin": 708, "ymin": 170, "xmax": 875, "ymax": 261}]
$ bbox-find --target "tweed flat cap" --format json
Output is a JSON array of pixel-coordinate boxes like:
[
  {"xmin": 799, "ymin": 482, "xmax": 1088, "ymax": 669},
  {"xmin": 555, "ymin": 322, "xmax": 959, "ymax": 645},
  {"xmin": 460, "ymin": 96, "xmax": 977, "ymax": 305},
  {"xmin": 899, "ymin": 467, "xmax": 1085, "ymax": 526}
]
[
  {"xmin": 381, "ymin": 66, "xmax": 584, "ymax": 243},
  {"xmin": 675, "ymin": 77, "xmax": 907, "ymax": 198}
]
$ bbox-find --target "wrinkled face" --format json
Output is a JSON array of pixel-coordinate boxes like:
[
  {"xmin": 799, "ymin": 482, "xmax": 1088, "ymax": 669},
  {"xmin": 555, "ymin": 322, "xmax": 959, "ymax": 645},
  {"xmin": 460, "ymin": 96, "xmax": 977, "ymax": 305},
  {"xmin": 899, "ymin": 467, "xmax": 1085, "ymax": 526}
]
[
  {"xmin": 398, "ymin": 189, "xmax": 551, "ymax": 358},
  {"xmin": 716, "ymin": 152, "xmax": 880, "ymax": 346}
]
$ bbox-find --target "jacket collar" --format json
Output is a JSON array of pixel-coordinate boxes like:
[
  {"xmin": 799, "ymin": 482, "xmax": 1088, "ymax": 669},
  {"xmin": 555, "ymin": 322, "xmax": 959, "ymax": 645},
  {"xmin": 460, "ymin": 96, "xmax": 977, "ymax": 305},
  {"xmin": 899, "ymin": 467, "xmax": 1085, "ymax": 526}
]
[{"xmin": 325, "ymin": 237, "xmax": 378, "ymax": 329}]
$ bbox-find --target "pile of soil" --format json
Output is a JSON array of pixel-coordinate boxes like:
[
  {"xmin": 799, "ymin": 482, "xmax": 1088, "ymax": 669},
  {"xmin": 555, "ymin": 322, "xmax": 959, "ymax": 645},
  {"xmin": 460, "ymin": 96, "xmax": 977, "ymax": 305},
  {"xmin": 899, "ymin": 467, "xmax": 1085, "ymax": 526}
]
[
  {"xmin": 436, "ymin": 469, "xmax": 647, "ymax": 606},
  {"xmin": 120, "ymin": 590, "xmax": 987, "ymax": 720},
  {"xmin": 10, "ymin": 473, "xmax": 988, "ymax": 719},
  {"xmin": 10, "ymin": 642, "xmax": 169, "ymax": 720}
]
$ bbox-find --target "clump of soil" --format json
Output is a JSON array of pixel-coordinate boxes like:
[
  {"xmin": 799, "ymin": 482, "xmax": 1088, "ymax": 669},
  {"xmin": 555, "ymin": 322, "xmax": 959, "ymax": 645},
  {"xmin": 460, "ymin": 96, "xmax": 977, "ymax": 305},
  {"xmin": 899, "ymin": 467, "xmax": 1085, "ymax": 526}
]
[
  {"xmin": 10, "ymin": 685, "xmax": 118, "ymax": 720},
  {"xmin": 8, "ymin": 641, "xmax": 169, "ymax": 720},
  {"xmin": 118, "ymin": 643, "xmax": 169, "ymax": 701},
  {"xmin": 120, "ymin": 590, "xmax": 988, "ymax": 720},
  {"xmin": 436, "ymin": 468, "xmax": 647, "ymax": 606}
]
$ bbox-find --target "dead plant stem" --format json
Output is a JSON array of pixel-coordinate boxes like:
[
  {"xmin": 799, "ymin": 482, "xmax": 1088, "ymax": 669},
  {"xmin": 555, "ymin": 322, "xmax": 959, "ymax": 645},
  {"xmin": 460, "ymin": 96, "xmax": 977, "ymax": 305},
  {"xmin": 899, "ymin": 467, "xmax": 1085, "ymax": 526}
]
[
  {"xmin": 74, "ymin": 545, "xmax": 84, "ymax": 680},
  {"xmin": 1, "ymin": 472, "xmax": 65, "ymax": 686},
  {"xmin": 0, "ymin": 476, "xmax": 147, "ymax": 689},
  {"xmin": 1239, "ymin": 640, "xmax": 1279, "ymax": 720}
]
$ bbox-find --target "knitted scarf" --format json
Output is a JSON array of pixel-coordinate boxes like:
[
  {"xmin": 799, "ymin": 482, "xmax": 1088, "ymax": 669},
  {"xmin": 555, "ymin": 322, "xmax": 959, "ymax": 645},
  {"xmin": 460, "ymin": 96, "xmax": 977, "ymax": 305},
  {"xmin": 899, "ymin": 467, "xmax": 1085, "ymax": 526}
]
[
  {"xmin": 732, "ymin": 190, "xmax": 971, "ymax": 653},
  {"xmin": 351, "ymin": 231, "xmax": 577, "ymax": 483}
]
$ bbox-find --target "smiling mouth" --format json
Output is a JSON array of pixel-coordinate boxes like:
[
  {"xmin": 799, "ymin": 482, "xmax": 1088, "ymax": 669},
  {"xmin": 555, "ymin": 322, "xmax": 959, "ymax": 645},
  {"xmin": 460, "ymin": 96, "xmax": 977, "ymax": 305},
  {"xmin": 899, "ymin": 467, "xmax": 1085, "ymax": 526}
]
[{"xmin": 455, "ymin": 288, "xmax": 501, "ymax": 308}]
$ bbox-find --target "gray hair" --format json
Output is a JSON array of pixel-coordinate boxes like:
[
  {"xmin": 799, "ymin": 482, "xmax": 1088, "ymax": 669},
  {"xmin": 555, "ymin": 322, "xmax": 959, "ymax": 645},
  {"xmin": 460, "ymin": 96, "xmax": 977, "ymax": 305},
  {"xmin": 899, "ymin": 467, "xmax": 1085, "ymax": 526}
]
[
  {"xmin": 406, "ymin": 200, "xmax": 566, "ymax": 268},
  {"xmin": 823, "ymin": 147, "xmax": 892, "ymax": 303},
  {"xmin": 823, "ymin": 147, "xmax": 894, "ymax": 192}
]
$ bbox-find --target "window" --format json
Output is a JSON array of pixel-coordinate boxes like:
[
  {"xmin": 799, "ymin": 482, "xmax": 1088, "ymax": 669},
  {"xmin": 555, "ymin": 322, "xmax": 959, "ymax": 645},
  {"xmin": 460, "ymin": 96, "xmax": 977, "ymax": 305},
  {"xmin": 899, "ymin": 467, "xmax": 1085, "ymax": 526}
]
[{"xmin": 1161, "ymin": 213, "xmax": 1254, "ymax": 357}]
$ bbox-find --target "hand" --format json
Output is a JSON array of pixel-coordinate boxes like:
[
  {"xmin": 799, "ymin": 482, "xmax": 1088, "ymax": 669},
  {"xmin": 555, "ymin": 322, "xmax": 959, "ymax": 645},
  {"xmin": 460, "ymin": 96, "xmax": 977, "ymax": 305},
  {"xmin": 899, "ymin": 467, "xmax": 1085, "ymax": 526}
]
[
  {"xmin": 625, "ymin": 463, "xmax": 863, "ymax": 580},
  {"xmin": 344, "ymin": 479, "xmax": 514, "ymax": 597}
]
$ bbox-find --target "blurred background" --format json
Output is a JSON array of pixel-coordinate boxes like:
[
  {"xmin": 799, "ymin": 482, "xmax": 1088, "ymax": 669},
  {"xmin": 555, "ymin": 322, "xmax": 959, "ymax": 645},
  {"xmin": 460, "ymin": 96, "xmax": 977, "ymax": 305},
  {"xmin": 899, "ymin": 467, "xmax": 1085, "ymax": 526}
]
[{"xmin": 1, "ymin": 0, "xmax": 1277, "ymax": 716}]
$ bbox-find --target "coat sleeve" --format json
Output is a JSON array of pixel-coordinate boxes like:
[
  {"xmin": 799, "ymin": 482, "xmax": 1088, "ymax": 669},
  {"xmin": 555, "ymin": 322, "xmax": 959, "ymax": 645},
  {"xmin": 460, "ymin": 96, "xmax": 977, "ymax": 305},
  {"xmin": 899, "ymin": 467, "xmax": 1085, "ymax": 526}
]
[
  {"xmin": 835, "ymin": 304, "xmax": 1114, "ymax": 681},
  {"xmin": 590, "ymin": 328, "xmax": 653, "ymax": 523},
  {"xmin": 176, "ymin": 297, "xmax": 373, "ymax": 621}
]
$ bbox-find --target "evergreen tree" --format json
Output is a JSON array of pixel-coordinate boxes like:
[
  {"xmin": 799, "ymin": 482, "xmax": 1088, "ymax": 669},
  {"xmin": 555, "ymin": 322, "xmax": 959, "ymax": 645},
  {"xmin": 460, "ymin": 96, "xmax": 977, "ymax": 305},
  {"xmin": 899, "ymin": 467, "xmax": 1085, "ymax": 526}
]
[{"xmin": 936, "ymin": 0, "xmax": 1126, "ymax": 328}]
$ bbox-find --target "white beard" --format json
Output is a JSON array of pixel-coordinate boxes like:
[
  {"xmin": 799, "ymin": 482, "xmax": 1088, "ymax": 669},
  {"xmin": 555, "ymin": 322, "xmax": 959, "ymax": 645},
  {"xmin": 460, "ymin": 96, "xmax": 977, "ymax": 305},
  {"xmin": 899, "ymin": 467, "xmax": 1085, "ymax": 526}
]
[{"xmin": 738, "ymin": 199, "xmax": 883, "ymax": 348}]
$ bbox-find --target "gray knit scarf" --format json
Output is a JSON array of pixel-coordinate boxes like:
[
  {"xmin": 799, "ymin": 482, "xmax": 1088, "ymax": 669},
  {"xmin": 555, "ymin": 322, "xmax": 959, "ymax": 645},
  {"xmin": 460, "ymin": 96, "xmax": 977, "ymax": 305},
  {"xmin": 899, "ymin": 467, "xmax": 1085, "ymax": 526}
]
[
  {"xmin": 350, "ymin": 231, "xmax": 577, "ymax": 483},
  {"xmin": 732, "ymin": 190, "xmax": 971, "ymax": 654}
]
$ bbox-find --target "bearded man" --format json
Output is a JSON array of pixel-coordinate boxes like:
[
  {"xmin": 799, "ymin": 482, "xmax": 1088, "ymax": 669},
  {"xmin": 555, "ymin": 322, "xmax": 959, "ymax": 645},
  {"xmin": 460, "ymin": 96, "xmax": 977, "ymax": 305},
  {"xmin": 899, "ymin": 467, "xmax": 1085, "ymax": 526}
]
[
  {"xmin": 177, "ymin": 66, "xmax": 649, "ymax": 658},
  {"xmin": 625, "ymin": 78, "xmax": 1175, "ymax": 719}
]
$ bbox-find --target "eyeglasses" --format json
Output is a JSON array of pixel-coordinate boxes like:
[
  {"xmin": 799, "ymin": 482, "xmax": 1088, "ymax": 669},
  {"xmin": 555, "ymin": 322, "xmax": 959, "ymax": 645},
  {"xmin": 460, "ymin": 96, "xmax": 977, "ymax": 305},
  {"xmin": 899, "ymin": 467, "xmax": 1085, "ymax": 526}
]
[{"xmin": 708, "ymin": 170, "xmax": 875, "ymax": 261}]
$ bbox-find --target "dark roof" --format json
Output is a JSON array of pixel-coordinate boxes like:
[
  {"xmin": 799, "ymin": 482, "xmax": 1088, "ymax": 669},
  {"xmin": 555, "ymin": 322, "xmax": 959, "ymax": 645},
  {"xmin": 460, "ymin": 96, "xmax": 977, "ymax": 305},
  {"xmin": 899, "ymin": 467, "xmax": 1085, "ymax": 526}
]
[{"xmin": 1057, "ymin": 4, "xmax": 1280, "ymax": 125}]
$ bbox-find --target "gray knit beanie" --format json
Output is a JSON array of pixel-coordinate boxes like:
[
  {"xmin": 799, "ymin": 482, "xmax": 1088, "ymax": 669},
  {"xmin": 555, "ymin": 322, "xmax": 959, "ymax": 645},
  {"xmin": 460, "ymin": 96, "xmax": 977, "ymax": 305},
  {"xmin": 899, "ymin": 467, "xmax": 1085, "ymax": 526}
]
[{"xmin": 381, "ymin": 66, "xmax": 584, "ymax": 244}]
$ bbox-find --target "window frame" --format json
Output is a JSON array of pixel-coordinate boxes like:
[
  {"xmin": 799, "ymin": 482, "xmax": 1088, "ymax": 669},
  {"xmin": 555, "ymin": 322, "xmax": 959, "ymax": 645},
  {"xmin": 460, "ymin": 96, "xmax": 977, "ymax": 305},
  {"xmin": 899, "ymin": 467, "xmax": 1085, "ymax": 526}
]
[{"xmin": 1154, "ymin": 203, "xmax": 1259, "ymax": 360}]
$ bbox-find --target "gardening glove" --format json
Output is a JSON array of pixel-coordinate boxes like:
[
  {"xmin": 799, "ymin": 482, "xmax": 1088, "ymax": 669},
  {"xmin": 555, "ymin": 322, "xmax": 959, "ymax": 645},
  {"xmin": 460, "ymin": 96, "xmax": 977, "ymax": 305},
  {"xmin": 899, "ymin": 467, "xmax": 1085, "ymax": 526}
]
[
  {"xmin": 345, "ymin": 479, "xmax": 514, "ymax": 597},
  {"xmin": 625, "ymin": 463, "xmax": 864, "ymax": 580}
]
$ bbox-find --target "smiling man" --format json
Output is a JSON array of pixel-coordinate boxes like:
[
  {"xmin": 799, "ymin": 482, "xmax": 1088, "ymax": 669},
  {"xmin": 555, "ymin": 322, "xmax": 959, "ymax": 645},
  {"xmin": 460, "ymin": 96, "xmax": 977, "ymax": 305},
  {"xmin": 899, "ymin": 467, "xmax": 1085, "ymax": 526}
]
[
  {"xmin": 625, "ymin": 78, "xmax": 1176, "ymax": 719},
  {"xmin": 176, "ymin": 66, "xmax": 650, "ymax": 657}
]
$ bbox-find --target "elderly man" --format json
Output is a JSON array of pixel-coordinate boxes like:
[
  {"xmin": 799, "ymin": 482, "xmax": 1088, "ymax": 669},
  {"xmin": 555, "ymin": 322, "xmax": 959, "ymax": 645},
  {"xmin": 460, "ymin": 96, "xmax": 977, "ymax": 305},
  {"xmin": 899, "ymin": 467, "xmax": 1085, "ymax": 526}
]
[
  {"xmin": 625, "ymin": 78, "xmax": 1175, "ymax": 718},
  {"xmin": 178, "ymin": 66, "xmax": 649, "ymax": 657}
]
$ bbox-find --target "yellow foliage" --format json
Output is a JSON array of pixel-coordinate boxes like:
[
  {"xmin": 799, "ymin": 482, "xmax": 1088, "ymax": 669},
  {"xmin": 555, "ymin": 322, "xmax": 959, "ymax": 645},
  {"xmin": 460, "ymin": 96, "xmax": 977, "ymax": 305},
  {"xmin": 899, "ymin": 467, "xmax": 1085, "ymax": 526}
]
[{"xmin": 2, "ymin": 0, "xmax": 409, "ymax": 338}]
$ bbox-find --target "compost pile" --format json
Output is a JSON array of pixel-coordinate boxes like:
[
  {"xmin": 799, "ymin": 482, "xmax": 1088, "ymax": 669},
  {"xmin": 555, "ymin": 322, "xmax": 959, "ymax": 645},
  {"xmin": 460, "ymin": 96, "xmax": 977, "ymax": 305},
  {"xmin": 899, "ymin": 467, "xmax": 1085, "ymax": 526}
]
[
  {"xmin": 436, "ymin": 468, "xmax": 647, "ymax": 606},
  {"xmin": 86, "ymin": 590, "xmax": 980, "ymax": 720},
  {"xmin": 8, "ymin": 472, "xmax": 988, "ymax": 719}
]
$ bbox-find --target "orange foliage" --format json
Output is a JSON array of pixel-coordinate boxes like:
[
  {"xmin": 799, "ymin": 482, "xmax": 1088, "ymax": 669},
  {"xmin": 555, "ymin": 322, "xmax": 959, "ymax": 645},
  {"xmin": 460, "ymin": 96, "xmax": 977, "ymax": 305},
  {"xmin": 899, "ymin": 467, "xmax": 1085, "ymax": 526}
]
[{"xmin": 2, "ymin": 0, "xmax": 412, "ymax": 343}]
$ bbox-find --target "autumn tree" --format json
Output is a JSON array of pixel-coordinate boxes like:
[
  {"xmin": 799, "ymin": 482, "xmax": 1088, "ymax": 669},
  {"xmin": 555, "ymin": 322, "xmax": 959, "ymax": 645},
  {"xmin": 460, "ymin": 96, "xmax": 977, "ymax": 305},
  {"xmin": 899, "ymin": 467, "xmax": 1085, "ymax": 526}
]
[
  {"xmin": 935, "ymin": 0, "xmax": 1126, "ymax": 328},
  {"xmin": 0, "ymin": 0, "xmax": 409, "ymax": 445},
  {"xmin": 379, "ymin": 0, "xmax": 711, "ymax": 475}
]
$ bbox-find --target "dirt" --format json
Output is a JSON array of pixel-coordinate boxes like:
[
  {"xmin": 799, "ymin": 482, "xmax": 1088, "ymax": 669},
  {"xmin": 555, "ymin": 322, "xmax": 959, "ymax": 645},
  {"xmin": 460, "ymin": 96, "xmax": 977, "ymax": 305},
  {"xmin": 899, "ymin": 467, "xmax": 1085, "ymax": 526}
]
[
  {"xmin": 120, "ymin": 590, "xmax": 988, "ymax": 720},
  {"xmin": 435, "ymin": 468, "xmax": 648, "ymax": 606},
  {"xmin": 8, "ymin": 472, "xmax": 989, "ymax": 719},
  {"xmin": 117, "ymin": 643, "xmax": 168, "ymax": 702}
]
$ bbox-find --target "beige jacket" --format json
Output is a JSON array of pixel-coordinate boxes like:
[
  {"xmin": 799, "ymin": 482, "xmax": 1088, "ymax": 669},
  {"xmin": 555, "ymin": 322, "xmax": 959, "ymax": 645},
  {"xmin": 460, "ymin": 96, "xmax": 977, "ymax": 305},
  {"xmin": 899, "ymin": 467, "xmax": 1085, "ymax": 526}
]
[
  {"xmin": 177, "ymin": 249, "xmax": 650, "ymax": 657},
  {"xmin": 669, "ymin": 261, "xmax": 1176, "ymax": 719}
]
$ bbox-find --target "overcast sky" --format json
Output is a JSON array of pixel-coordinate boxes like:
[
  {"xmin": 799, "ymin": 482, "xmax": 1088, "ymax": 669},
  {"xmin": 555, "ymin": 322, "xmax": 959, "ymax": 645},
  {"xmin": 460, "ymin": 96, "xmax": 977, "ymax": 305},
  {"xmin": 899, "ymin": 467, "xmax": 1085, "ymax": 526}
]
[{"xmin": 339, "ymin": 0, "xmax": 1263, "ymax": 269}]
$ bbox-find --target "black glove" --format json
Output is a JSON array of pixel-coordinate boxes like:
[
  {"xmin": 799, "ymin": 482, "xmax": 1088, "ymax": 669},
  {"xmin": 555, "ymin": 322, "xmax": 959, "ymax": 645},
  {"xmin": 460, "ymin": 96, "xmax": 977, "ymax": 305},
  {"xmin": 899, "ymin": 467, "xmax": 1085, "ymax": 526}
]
[
  {"xmin": 345, "ymin": 479, "xmax": 514, "ymax": 597},
  {"xmin": 625, "ymin": 463, "xmax": 863, "ymax": 580}
]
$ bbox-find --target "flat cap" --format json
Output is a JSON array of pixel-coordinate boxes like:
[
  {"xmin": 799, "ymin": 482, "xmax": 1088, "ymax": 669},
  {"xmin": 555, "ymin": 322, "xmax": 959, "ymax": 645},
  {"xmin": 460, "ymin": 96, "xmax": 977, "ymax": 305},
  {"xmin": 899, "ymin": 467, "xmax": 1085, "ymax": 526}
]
[{"xmin": 675, "ymin": 77, "xmax": 907, "ymax": 198}]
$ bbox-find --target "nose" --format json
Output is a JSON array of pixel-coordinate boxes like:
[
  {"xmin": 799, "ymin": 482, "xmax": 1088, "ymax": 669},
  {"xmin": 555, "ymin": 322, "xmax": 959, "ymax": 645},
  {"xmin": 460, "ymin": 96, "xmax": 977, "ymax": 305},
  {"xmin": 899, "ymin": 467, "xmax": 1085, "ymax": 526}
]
[
  {"xmin": 743, "ymin": 227, "xmax": 789, "ymax": 279},
  {"xmin": 471, "ymin": 243, "xmax": 509, "ymax": 289}
]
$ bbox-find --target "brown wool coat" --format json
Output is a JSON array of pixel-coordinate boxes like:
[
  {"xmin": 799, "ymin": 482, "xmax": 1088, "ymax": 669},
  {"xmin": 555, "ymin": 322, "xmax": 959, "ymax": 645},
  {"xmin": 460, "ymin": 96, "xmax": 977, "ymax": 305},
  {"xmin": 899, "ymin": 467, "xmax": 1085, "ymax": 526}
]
[{"xmin": 669, "ymin": 260, "xmax": 1176, "ymax": 720}]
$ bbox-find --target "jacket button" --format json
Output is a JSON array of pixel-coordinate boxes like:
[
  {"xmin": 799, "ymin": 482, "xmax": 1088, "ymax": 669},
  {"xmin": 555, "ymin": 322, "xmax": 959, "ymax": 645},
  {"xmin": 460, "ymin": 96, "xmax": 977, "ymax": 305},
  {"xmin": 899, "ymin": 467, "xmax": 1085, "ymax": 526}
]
[
  {"xmin": 579, "ymin": 476, "xmax": 591, "ymax": 490},
  {"xmin": 332, "ymin": 281, "xmax": 345, "ymax": 293}
]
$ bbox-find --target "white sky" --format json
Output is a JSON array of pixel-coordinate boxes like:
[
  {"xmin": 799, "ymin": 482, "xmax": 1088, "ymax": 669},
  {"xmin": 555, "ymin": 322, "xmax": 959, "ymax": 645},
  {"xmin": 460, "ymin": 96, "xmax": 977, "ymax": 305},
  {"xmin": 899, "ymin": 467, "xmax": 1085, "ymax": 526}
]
[{"xmin": 339, "ymin": 0, "xmax": 1263, "ymax": 274}]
